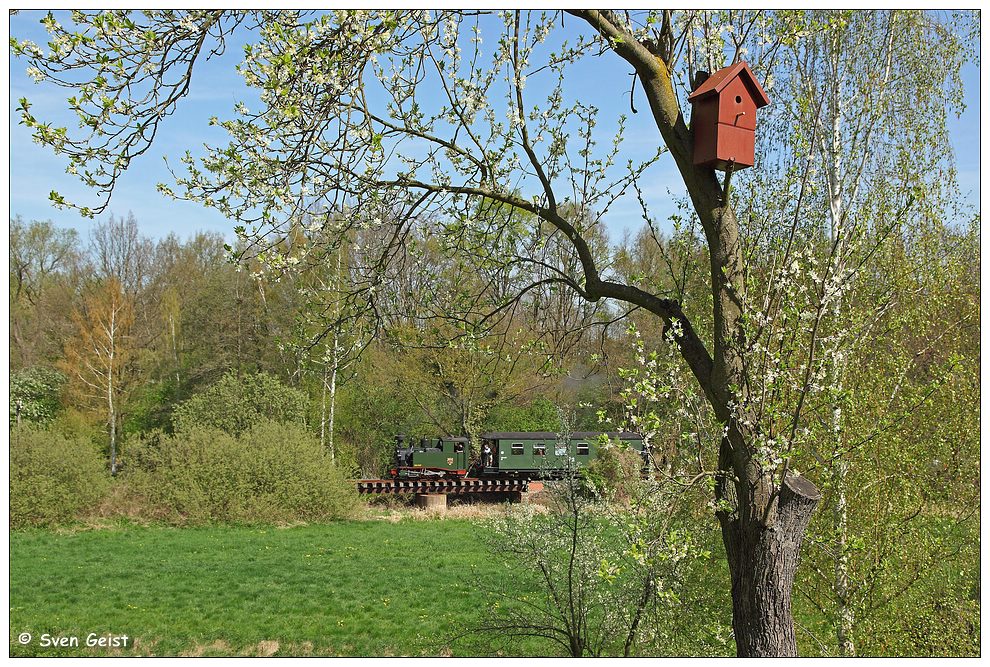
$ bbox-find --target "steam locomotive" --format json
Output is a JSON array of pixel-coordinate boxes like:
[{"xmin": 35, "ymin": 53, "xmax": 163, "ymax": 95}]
[{"xmin": 390, "ymin": 431, "xmax": 644, "ymax": 479}]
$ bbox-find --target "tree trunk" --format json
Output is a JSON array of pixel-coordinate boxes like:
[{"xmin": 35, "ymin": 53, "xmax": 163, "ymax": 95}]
[
  {"xmin": 108, "ymin": 310, "xmax": 118, "ymax": 476},
  {"xmin": 720, "ymin": 473, "xmax": 821, "ymax": 656},
  {"xmin": 571, "ymin": 10, "xmax": 824, "ymax": 657},
  {"xmin": 109, "ymin": 407, "xmax": 118, "ymax": 476},
  {"xmin": 325, "ymin": 247, "xmax": 345, "ymax": 461},
  {"xmin": 170, "ymin": 313, "xmax": 180, "ymax": 386},
  {"xmin": 327, "ymin": 337, "xmax": 339, "ymax": 462},
  {"xmin": 834, "ymin": 458, "xmax": 855, "ymax": 656},
  {"xmin": 320, "ymin": 363, "xmax": 328, "ymax": 450}
]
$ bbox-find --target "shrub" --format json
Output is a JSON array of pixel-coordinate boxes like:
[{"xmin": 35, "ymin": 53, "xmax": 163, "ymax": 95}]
[
  {"xmin": 50, "ymin": 407, "xmax": 107, "ymax": 452},
  {"xmin": 171, "ymin": 371, "xmax": 307, "ymax": 436},
  {"xmin": 482, "ymin": 472, "xmax": 712, "ymax": 656},
  {"xmin": 335, "ymin": 372, "xmax": 423, "ymax": 478},
  {"xmin": 125, "ymin": 421, "xmax": 360, "ymax": 524},
  {"xmin": 9, "ymin": 425, "xmax": 110, "ymax": 528},
  {"xmin": 9, "ymin": 367, "xmax": 65, "ymax": 425},
  {"xmin": 862, "ymin": 597, "xmax": 980, "ymax": 656},
  {"xmin": 585, "ymin": 439, "xmax": 644, "ymax": 505},
  {"xmin": 125, "ymin": 379, "xmax": 178, "ymax": 434}
]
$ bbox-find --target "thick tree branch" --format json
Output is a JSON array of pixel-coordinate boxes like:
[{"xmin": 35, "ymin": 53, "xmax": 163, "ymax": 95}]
[{"xmin": 378, "ymin": 175, "xmax": 717, "ymax": 398}]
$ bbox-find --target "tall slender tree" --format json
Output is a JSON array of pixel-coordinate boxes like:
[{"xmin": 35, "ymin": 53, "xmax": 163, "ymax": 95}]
[{"xmin": 60, "ymin": 277, "xmax": 135, "ymax": 474}]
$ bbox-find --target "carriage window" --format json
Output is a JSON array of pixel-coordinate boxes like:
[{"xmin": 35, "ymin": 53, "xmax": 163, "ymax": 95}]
[
  {"xmin": 511, "ymin": 443, "xmax": 524, "ymax": 456},
  {"xmin": 534, "ymin": 443, "xmax": 546, "ymax": 456},
  {"xmin": 576, "ymin": 443, "xmax": 590, "ymax": 456}
]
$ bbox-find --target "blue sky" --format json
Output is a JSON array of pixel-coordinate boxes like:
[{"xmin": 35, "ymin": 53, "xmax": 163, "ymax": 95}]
[{"xmin": 8, "ymin": 10, "xmax": 981, "ymax": 243}]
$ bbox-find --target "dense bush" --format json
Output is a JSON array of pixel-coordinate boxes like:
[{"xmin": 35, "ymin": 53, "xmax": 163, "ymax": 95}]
[
  {"xmin": 171, "ymin": 371, "xmax": 307, "ymax": 436},
  {"xmin": 9, "ymin": 367, "xmax": 65, "ymax": 425},
  {"xmin": 125, "ymin": 378, "xmax": 179, "ymax": 434},
  {"xmin": 125, "ymin": 421, "xmax": 360, "ymax": 524},
  {"xmin": 585, "ymin": 439, "xmax": 644, "ymax": 505},
  {"xmin": 49, "ymin": 406, "xmax": 108, "ymax": 452},
  {"xmin": 9, "ymin": 425, "xmax": 110, "ymax": 527},
  {"xmin": 335, "ymin": 370, "xmax": 425, "ymax": 478}
]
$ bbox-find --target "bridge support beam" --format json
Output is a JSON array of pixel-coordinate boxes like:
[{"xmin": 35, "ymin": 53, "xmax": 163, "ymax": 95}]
[{"xmin": 416, "ymin": 493, "xmax": 447, "ymax": 510}]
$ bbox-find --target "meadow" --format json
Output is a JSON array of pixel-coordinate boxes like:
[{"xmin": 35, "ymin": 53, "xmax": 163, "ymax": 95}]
[
  {"xmin": 8, "ymin": 516, "xmax": 549, "ymax": 657},
  {"xmin": 9, "ymin": 509, "xmax": 978, "ymax": 657}
]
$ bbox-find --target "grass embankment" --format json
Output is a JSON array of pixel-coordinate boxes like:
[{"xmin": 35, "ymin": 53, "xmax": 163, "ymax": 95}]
[{"xmin": 9, "ymin": 519, "xmax": 545, "ymax": 657}]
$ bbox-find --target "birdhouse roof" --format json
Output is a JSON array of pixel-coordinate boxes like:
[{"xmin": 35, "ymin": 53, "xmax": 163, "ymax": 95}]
[{"xmin": 687, "ymin": 61, "xmax": 771, "ymax": 107}]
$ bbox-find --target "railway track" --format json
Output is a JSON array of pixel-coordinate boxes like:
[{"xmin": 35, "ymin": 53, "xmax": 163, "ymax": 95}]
[{"xmin": 356, "ymin": 477, "xmax": 530, "ymax": 495}]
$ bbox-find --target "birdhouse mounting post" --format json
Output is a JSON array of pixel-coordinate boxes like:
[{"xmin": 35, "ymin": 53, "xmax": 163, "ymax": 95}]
[{"xmin": 721, "ymin": 160, "xmax": 736, "ymax": 205}]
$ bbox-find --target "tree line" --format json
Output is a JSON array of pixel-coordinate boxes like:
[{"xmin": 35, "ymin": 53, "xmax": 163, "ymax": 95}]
[{"xmin": 10, "ymin": 210, "xmax": 621, "ymax": 474}]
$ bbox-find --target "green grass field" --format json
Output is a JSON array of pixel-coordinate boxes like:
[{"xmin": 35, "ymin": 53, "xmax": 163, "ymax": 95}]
[
  {"xmin": 9, "ymin": 513, "xmax": 978, "ymax": 657},
  {"xmin": 9, "ymin": 518, "xmax": 547, "ymax": 657}
]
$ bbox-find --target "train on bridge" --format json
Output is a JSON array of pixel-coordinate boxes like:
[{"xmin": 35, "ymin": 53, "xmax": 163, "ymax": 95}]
[
  {"xmin": 391, "ymin": 431, "xmax": 645, "ymax": 479},
  {"xmin": 356, "ymin": 431, "xmax": 644, "ymax": 496}
]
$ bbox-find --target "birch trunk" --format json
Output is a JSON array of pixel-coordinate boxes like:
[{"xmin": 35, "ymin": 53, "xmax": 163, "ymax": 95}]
[
  {"xmin": 327, "ymin": 333, "xmax": 339, "ymax": 461},
  {"xmin": 107, "ymin": 304, "xmax": 118, "ymax": 476},
  {"xmin": 320, "ymin": 362, "xmax": 328, "ymax": 450},
  {"xmin": 170, "ymin": 313, "xmax": 180, "ymax": 386}
]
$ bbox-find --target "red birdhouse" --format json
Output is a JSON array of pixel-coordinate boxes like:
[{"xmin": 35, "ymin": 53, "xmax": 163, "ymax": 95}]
[{"xmin": 687, "ymin": 61, "xmax": 770, "ymax": 171}]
